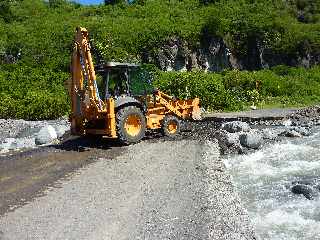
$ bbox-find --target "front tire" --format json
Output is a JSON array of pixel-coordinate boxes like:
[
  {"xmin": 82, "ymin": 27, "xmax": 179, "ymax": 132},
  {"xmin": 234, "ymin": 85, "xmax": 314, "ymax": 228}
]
[
  {"xmin": 161, "ymin": 115, "xmax": 180, "ymax": 138},
  {"xmin": 116, "ymin": 106, "xmax": 146, "ymax": 145}
]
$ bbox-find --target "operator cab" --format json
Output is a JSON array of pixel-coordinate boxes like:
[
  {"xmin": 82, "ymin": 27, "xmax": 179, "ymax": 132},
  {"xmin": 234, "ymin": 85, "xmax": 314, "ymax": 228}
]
[{"xmin": 95, "ymin": 62, "xmax": 153, "ymax": 100}]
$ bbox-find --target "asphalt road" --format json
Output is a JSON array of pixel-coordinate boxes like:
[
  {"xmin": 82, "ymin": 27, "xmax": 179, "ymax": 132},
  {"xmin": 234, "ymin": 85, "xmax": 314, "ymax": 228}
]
[{"xmin": 0, "ymin": 140, "xmax": 255, "ymax": 240}]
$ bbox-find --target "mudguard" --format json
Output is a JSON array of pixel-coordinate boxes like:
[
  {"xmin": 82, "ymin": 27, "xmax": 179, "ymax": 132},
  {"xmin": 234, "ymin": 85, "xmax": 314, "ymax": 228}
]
[{"xmin": 115, "ymin": 96, "xmax": 143, "ymax": 111}]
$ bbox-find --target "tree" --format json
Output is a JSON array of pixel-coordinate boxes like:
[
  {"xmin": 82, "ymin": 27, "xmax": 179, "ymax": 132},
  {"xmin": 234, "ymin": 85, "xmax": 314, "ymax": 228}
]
[
  {"xmin": 48, "ymin": 0, "xmax": 67, "ymax": 8},
  {"xmin": 0, "ymin": 0, "xmax": 13, "ymax": 23}
]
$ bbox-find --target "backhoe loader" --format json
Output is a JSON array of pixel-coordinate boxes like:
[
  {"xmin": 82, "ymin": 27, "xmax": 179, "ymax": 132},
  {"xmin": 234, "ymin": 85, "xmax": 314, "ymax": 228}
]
[{"xmin": 70, "ymin": 27, "xmax": 200, "ymax": 144}]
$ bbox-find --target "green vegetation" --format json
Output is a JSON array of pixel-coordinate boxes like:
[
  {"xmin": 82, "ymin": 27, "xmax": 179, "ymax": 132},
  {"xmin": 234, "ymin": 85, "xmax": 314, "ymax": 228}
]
[
  {"xmin": 155, "ymin": 66, "xmax": 320, "ymax": 111},
  {"xmin": 0, "ymin": 0, "xmax": 319, "ymax": 119}
]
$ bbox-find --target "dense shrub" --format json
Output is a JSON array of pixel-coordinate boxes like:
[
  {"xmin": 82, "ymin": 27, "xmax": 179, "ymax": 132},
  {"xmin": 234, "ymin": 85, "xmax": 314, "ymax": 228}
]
[
  {"xmin": 0, "ymin": 66, "xmax": 69, "ymax": 120},
  {"xmin": 154, "ymin": 66, "xmax": 320, "ymax": 111}
]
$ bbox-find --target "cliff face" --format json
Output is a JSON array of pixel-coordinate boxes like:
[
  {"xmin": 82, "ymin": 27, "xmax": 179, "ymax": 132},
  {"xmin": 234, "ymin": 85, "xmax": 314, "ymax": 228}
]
[{"xmin": 144, "ymin": 35, "xmax": 320, "ymax": 72}]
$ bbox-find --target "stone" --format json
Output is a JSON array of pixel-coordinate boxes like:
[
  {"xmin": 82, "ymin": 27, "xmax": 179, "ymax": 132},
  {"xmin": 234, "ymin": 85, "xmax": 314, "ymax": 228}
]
[
  {"xmin": 53, "ymin": 125, "xmax": 69, "ymax": 138},
  {"xmin": 239, "ymin": 132, "xmax": 263, "ymax": 149},
  {"xmin": 281, "ymin": 119, "xmax": 292, "ymax": 127},
  {"xmin": 0, "ymin": 138, "xmax": 17, "ymax": 151},
  {"xmin": 35, "ymin": 125, "xmax": 58, "ymax": 145},
  {"xmin": 261, "ymin": 128, "xmax": 278, "ymax": 140},
  {"xmin": 289, "ymin": 126, "xmax": 311, "ymax": 136},
  {"xmin": 291, "ymin": 184, "xmax": 317, "ymax": 200},
  {"xmin": 0, "ymin": 137, "xmax": 36, "ymax": 151},
  {"xmin": 213, "ymin": 130, "xmax": 243, "ymax": 154},
  {"xmin": 222, "ymin": 121, "xmax": 251, "ymax": 133},
  {"xmin": 279, "ymin": 129, "xmax": 302, "ymax": 138}
]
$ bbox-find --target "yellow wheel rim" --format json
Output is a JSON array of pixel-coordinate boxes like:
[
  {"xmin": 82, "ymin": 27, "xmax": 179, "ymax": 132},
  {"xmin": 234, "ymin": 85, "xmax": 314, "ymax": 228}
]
[
  {"xmin": 167, "ymin": 120, "xmax": 178, "ymax": 134},
  {"xmin": 124, "ymin": 115, "xmax": 142, "ymax": 137}
]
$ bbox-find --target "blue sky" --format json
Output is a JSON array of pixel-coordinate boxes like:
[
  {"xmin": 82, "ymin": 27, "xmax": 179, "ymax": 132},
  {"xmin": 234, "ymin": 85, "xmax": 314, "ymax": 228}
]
[
  {"xmin": 74, "ymin": 0, "xmax": 104, "ymax": 5},
  {"xmin": 74, "ymin": 0, "xmax": 134, "ymax": 5}
]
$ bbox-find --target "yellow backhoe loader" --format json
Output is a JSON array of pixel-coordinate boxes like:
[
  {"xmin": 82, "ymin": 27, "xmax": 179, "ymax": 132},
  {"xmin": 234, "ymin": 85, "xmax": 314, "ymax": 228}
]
[{"xmin": 70, "ymin": 27, "xmax": 200, "ymax": 144}]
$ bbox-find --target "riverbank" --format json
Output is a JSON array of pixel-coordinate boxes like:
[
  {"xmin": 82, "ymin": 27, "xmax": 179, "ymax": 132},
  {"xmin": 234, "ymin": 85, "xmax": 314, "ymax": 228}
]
[
  {"xmin": 1, "ymin": 106, "xmax": 319, "ymax": 239},
  {"xmin": 224, "ymin": 127, "xmax": 320, "ymax": 239},
  {"xmin": 196, "ymin": 106, "xmax": 320, "ymax": 239}
]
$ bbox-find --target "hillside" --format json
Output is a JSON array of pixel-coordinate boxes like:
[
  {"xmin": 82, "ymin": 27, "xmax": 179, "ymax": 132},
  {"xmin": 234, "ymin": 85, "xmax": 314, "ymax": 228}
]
[{"xmin": 0, "ymin": 0, "xmax": 320, "ymax": 119}]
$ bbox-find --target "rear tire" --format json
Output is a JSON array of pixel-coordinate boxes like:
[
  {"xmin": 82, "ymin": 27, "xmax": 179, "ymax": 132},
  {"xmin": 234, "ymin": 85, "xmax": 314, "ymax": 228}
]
[
  {"xmin": 161, "ymin": 115, "xmax": 180, "ymax": 138},
  {"xmin": 116, "ymin": 106, "xmax": 146, "ymax": 145}
]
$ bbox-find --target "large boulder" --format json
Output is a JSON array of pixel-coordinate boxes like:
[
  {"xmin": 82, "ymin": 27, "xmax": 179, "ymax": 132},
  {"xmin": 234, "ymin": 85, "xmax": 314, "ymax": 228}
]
[
  {"xmin": 222, "ymin": 121, "xmax": 251, "ymax": 133},
  {"xmin": 213, "ymin": 130, "xmax": 243, "ymax": 154},
  {"xmin": 291, "ymin": 184, "xmax": 317, "ymax": 200},
  {"xmin": 239, "ymin": 131, "xmax": 263, "ymax": 149},
  {"xmin": 35, "ymin": 125, "xmax": 58, "ymax": 145},
  {"xmin": 53, "ymin": 125, "xmax": 69, "ymax": 138}
]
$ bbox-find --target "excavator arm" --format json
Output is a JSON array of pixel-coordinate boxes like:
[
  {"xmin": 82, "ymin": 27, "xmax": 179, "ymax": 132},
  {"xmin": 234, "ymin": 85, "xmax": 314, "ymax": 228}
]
[
  {"xmin": 70, "ymin": 27, "xmax": 116, "ymax": 136},
  {"xmin": 71, "ymin": 27, "xmax": 105, "ymax": 113}
]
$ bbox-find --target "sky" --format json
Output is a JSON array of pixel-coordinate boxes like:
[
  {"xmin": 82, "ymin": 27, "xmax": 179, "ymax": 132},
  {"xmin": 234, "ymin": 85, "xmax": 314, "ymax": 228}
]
[
  {"xmin": 74, "ymin": 0, "xmax": 134, "ymax": 5},
  {"xmin": 74, "ymin": 0, "xmax": 104, "ymax": 5}
]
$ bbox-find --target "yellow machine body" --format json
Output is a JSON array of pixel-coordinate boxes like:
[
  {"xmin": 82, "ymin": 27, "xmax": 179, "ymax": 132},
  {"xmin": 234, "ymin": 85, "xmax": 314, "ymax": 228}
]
[{"xmin": 70, "ymin": 27, "xmax": 200, "ymax": 142}]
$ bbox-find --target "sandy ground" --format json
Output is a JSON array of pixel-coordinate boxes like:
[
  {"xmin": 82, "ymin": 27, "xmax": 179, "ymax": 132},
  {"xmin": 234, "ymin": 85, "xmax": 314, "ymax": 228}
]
[{"xmin": 0, "ymin": 139, "xmax": 255, "ymax": 240}]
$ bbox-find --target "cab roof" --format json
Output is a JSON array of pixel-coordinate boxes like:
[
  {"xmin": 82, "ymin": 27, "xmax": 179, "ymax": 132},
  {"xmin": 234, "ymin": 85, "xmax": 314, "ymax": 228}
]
[{"xmin": 96, "ymin": 62, "xmax": 140, "ymax": 71}]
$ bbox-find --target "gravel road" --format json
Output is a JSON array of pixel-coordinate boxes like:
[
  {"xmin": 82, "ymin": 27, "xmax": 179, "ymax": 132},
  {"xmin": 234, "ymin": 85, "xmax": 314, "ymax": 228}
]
[
  {"xmin": 204, "ymin": 108, "xmax": 298, "ymax": 121},
  {"xmin": 0, "ymin": 140, "xmax": 255, "ymax": 240}
]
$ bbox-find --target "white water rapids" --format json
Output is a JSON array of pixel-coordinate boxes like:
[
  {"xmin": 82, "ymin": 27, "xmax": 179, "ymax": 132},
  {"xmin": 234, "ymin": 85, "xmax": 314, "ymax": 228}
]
[{"xmin": 224, "ymin": 128, "xmax": 320, "ymax": 240}]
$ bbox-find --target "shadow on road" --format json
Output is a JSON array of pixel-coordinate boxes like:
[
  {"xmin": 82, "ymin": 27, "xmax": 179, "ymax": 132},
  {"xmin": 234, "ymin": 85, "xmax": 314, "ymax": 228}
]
[{"xmin": 51, "ymin": 135, "xmax": 122, "ymax": 152}]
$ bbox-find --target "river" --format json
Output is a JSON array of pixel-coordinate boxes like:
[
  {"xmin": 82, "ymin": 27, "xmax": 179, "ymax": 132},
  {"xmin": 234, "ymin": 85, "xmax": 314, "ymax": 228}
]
[{"xmin": 224, "ymin": 127, "xmax": 320, "ymax": 239}]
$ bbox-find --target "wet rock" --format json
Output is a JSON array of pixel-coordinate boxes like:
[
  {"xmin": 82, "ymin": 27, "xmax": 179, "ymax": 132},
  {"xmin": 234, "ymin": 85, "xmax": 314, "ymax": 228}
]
[
  {"xmin": 213, "ymin": 130, "xmax": 243, "ymax": 154},
  {"xmin": 289, "ymin": 126, "xmax": 311, "ymax": 136},
  {"xmin": 291, "ymin": 184, "xmax": 317, "ymax": 200},
  {"xmin": 222, "ymin": 121, "xmax": 251, "ymax": 133},
  {"xmin": 35, "ymin": 125, "xmax": 58, "ymax": 145},
  {"xmin": 239, "ymin": 132, "xmax": 263, "ymax": 149},
  {"xmin": 279, "ymin": 129, "xmax": 302, "ymax": 138},
  {"xmin": 0, "ymin": 137, "xmax": 36, "ymax": 152},
  {"xmin": 0, "ymin": 138, "xmax": 18, "ymax": 151},
  {"xmin": 260, "ymin": 128, "xmax": 278, "ymax": 140},
  {"xmin": 16, "ymin": 127, "xmax": 42, "ymax": 138},
  {"xmin": 53, "ymin": 125, "xmax": 69, "ymax": 138},
  {"xmin": 281, "ymin": 119, "xmax": 292, "ymax": 127}
]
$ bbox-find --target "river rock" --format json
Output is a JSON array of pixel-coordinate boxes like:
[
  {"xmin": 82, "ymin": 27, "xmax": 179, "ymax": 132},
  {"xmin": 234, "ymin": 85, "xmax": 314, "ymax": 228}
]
[
  {"xmin": 290, "ymin": 126, "xmax": 311, "ymax": 136},
  {"xmin": 0, "ymin": 138, "xmax": 18, "ymax": 151},
  {"xmin": 239, "ymin": 132, "xmax": 263, "ymax": 149},
  {"xmin": 213, "ymin": 130, "xmax": 243, "ymax": 154},
  {"xmin": 53, "ymin": 125, "xmax": 69, "ymax": 138},
  {"xmin": 0, "ymin": 137, "xmax": 36, "ymax": 151},
  {"xmin": 279, "ymin": 129, "xmax": 302, "ymax": 138},
  {"xmin": 35, "ymin": 125, "xmax": 58, "ymax": 145},
  {"xmin": 261, "ymin": 128, "xmax": 278, "ymax": 140},
  {"xmin": 222, "ymin": 121, "xmax": 251, "ymax": 133},
  {"xmin": 291, "ymin": 184, "xmax": 317, "ymax": 200},
  {"xmin": 281, "ymin": 119, "xmax": 292, "ymax": 127}
]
